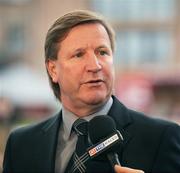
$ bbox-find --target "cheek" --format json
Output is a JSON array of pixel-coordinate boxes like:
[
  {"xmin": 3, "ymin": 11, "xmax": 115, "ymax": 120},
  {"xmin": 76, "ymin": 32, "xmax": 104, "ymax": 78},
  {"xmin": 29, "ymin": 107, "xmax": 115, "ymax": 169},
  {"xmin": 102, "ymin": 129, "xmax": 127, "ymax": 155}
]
[
  {"xmin": 58, "ymin": 65, "xmax": 82, "ymax": 87},
  {"xmin": 104, "ymin": 62, "xmax": 115, "ymax": 81},
  {"xmin": 56, "ymin": 65, "xmax": 69, "ymax": 87}
]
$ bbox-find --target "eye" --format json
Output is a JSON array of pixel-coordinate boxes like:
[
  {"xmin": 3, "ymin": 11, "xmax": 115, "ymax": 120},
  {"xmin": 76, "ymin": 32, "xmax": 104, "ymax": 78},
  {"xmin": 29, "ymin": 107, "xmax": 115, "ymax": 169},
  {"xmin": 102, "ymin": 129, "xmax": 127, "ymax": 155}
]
[
  {"xmin": 99, "ymin": 50, "xmax": 109, "ymax": 56},
  {"xmin": 74, "ymin": 51, "xmax": 84, "ymax": 58}
]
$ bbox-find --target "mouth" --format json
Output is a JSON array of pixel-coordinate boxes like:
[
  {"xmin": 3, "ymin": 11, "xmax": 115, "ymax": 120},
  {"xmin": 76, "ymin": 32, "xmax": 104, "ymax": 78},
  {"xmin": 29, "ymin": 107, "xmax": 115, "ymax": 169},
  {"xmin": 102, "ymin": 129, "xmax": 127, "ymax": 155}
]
[
  {"xmin": 85, "ymin": 79, "xmax": 104, "ymax": 84},
  {"xmin": 82, "ymin": 79, "xmax": 105, "ymax": 87}
]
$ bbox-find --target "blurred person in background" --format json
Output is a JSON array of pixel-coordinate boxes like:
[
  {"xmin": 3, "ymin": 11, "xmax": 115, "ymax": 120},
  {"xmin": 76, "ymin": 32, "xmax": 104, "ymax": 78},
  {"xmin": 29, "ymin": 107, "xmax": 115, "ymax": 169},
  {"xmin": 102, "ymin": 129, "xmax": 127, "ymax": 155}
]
[
  {"xmin": 0, "ymin": 97, "xmax": 13, "ymax": 124},
  {"xmin": 2, "ymin": 10, "xmax": 180, "ymax": 173}
]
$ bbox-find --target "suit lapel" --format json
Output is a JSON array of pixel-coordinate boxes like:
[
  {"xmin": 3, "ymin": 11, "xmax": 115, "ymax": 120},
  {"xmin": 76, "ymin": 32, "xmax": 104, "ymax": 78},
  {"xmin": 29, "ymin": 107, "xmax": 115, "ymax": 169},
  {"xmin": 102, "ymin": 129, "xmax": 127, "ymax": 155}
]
[{"xmin": 39, "ymin": 111, "xmax": 62, "ymax": 172}]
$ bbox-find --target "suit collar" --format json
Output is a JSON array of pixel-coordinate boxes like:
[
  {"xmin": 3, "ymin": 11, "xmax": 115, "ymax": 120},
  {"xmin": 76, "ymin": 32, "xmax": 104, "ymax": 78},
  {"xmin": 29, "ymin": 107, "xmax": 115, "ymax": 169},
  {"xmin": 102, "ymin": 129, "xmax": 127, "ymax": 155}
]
[
  {"xmin": 41, "ymin": 96, "xmax": 133, "ymax": 142},
  {"xmin": 41, "ymin": 111, "xmax": 62, "ymax": 133},
  {"xmin": 108, "ymin": 96, "xmax": 133, "ymax": 146},
  {"xmin": 109, "ymin": 95, "xmax": 133, "ymax": 129}
]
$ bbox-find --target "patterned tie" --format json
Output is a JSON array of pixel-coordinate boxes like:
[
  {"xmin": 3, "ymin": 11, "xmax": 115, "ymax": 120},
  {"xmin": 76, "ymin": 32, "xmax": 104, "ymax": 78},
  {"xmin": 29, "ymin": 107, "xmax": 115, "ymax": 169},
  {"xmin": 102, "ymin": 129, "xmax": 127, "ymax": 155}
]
[{"xmin": 67, "ymin": 118, "xmax": 90, "ymax": 173}]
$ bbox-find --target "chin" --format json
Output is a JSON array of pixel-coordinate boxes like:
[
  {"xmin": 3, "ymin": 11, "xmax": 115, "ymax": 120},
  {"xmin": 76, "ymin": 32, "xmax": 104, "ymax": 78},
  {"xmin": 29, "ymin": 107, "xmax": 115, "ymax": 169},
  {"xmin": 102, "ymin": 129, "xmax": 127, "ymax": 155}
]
[{"xmin": 82, "ymin": 93, "xmax": 109, "ymax": 105}]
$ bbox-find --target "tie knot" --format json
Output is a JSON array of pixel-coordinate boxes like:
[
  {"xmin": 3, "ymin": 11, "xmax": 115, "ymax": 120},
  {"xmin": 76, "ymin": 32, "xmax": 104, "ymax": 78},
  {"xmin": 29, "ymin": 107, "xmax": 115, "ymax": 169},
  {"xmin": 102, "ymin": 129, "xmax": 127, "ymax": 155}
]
[{"xmin": 73, "ymin": 119, "xmax": 88, "ymax": 136}]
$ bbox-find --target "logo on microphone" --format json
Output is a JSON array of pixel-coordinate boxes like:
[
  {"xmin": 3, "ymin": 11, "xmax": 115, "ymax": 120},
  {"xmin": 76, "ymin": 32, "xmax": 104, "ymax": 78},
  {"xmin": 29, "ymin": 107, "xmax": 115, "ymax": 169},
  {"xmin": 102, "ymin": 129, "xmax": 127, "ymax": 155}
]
[{"xmin": 88, "ymin": 134, "xmax": 119, "ymax": 157}]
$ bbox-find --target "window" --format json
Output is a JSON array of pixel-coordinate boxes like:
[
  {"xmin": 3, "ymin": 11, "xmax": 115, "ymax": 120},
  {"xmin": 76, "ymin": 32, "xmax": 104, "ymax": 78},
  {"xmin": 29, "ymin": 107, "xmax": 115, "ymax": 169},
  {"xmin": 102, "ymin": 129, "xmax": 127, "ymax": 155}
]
[
  {"xmin": 90, "ymin": 0, "xmax": 177, "ymax": 69},
  {"xmin": 91, "ymin": 0, "xmax": 176, "ymax": 22},
  {"xmin": 114, "ymin": 30, "xmax": 173, "ymax": 67}
]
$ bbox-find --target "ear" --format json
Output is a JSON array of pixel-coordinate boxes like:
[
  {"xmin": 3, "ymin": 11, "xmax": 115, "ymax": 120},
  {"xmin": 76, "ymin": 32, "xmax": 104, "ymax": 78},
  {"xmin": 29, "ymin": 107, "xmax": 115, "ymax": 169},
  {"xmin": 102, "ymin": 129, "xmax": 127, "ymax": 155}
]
[{"xmin": 46, "ymin": 59, "xmax": 58, "ymax": 83}]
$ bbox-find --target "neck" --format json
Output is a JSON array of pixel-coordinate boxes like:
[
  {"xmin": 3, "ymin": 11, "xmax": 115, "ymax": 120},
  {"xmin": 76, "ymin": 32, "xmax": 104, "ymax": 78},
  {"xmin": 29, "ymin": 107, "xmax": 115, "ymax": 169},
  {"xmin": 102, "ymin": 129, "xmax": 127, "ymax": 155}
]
[{"xmin": 62, "ymin": 100, "xmax": 109, "ymax": 117}]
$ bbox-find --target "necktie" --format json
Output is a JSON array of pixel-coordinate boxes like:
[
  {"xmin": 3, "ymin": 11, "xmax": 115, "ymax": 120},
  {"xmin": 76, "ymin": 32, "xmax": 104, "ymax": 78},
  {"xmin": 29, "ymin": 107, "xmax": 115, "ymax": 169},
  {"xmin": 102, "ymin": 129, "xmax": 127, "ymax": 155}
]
[{"xmin": 67, "ymin": 119, "xmax": 90, "ymax": 173}]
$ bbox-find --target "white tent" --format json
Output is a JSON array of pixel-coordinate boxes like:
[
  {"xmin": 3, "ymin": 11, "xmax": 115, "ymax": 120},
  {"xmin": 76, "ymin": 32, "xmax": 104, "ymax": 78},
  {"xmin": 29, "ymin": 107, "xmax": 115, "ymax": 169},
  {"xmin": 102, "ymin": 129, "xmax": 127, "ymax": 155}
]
[{"xmin": 0, "ymin": 63, "xmax": 58, "ymax": 108}]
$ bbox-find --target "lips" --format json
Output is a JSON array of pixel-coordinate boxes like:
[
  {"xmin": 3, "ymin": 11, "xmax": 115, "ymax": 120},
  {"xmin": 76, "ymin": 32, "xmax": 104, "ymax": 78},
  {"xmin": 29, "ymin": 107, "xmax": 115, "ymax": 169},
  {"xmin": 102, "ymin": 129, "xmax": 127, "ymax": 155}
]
[{"xmin": 85, "ymin": 79, "xmax": 104, "ymax": 84}]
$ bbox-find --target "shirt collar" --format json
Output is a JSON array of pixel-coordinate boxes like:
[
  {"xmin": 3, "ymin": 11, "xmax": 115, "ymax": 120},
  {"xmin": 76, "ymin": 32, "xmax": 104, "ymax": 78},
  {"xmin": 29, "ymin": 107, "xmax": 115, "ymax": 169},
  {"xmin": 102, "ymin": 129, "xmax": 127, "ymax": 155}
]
[{"xmin": 62, "ymin": 97, "xmax": 113, "ymax": 139}]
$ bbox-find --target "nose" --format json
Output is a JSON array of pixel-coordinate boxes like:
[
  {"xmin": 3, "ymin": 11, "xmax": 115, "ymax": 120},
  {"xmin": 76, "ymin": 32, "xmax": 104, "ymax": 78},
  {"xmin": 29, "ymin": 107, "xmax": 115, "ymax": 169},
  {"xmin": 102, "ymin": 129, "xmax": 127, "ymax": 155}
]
[{"xmin": 85, "ymin": 52, "xmax": 102, "ymax": 73}]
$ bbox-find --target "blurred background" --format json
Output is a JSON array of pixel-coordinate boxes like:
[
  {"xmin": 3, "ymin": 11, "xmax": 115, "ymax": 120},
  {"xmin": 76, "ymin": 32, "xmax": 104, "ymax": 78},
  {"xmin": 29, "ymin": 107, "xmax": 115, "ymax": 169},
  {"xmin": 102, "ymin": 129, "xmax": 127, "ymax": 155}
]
[{"xmin": 0, "ymin": 0, "xmax": 180, "ymax": 171}]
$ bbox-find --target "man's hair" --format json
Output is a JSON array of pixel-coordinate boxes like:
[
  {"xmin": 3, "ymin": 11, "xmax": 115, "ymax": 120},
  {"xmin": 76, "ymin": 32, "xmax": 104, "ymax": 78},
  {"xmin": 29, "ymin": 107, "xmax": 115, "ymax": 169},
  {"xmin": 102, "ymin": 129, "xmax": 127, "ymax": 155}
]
[{"xmin": 44, "ymin": 10, "xmax": 115, "ymax": 100}]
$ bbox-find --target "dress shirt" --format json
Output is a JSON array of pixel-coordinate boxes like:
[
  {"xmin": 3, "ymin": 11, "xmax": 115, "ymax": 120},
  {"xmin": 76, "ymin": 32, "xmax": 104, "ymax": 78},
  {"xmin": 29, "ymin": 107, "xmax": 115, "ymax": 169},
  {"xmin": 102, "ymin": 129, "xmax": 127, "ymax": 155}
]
[{"xmin": 55, "ymin": 97, "xmax": 113, "ymax": 173}]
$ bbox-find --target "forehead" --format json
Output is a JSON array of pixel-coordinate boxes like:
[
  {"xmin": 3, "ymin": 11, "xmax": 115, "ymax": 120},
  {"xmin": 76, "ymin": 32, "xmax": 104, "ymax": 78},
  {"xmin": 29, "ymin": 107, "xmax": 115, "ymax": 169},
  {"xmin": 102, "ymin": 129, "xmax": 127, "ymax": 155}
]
[
  {"xmin": 69, "ymin": 23, "xmax": 108, "ymax": 36},
  {"xmin": 60, "ymin": 23, "xmax": 111, "ymax": 48}
]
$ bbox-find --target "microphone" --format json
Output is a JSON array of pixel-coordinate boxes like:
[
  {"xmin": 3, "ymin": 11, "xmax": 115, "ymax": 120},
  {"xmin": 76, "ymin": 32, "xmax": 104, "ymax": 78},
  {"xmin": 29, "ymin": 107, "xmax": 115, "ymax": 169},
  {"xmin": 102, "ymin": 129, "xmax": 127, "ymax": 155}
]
[{"xmin": 87, "ymin": 115, "xmax": 123, "ymax": 169}]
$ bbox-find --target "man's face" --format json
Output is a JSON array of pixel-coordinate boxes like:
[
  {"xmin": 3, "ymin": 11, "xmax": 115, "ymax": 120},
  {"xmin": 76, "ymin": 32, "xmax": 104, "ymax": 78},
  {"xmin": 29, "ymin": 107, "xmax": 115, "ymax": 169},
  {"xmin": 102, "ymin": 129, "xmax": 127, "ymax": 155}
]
[{"xmin": 47, "ymin": 23, "xmax": 114, "ymax": 113}]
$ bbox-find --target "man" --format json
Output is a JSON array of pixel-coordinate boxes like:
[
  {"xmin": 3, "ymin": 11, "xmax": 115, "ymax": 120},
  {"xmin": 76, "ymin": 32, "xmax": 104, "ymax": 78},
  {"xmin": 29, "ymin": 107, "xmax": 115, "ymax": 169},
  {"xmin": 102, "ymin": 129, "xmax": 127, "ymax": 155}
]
[{"xmin": 3, "ymin": 10, "xmax": 180, "ymax": 173}]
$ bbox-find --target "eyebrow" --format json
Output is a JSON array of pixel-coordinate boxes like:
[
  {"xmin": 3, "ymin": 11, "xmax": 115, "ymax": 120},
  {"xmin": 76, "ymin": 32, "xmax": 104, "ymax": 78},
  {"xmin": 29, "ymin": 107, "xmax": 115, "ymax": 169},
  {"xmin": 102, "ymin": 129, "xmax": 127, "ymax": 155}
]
[
  {"xmin": 95, "ymin": 45, "xmax": 111, "ymax": 52},
  {"xmin": 97, "ymin": 45, "xmax": 108, "ymax": 49},
  {"xmin": 74, "ymin": 48, "xmax": 85, "ymax": 52},
  {"xmin": 72, "ymin": 44, "xmax": 111, "ymax": 54}
]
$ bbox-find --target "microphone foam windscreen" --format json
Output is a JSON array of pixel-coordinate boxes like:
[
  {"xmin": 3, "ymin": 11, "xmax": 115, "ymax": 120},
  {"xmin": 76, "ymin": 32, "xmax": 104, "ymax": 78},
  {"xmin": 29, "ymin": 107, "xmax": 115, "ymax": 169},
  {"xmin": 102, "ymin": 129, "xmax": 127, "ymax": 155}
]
[{"xmin": 88, "ymin": 115, "xmax": 117, "ymax": 144}]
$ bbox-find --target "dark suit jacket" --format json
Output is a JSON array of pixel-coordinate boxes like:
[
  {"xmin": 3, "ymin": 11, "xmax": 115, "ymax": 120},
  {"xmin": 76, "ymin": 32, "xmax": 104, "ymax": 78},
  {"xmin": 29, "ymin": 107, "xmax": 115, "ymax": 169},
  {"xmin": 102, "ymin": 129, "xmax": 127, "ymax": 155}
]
[{"xmin": 3, "ymin": 96, "xmax": 180, "ymax": 173}]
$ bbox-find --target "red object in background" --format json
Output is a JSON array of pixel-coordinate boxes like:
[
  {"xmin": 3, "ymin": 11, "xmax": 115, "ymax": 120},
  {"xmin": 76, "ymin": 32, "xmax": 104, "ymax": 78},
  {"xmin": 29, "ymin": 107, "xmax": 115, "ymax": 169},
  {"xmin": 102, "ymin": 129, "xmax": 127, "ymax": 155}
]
[{"xmin": 115, "ymin": 74, "xmax": 154, "ymax": 113}]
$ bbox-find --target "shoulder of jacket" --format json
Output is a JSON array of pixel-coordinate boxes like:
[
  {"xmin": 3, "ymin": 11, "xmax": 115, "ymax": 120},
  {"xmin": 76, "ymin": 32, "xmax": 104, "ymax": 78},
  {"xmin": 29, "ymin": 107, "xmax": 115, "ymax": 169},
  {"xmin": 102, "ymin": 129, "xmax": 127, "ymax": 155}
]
[{"xmin": 9, "ymin": 111, "xmax": 61, "ymax": 137}]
